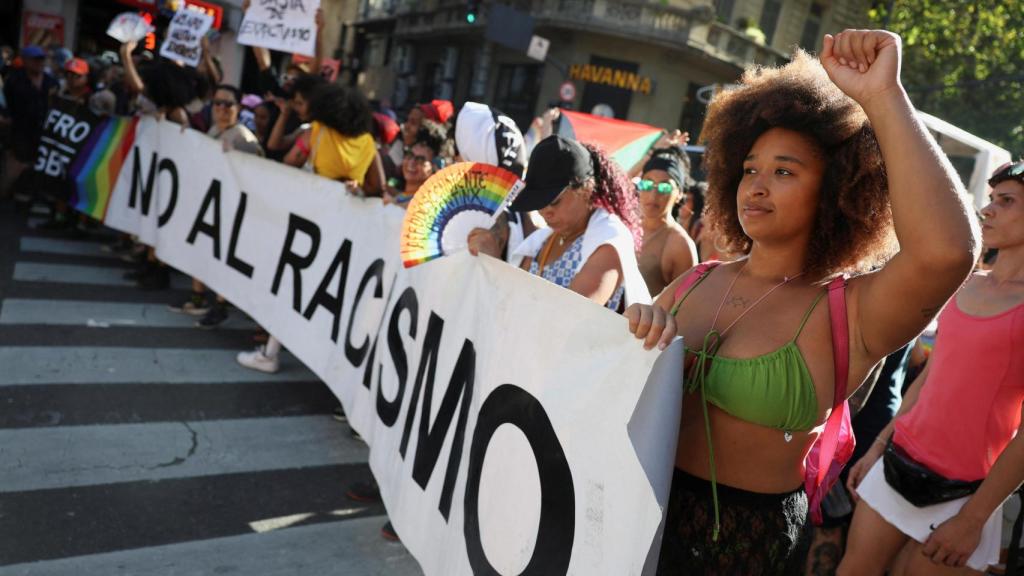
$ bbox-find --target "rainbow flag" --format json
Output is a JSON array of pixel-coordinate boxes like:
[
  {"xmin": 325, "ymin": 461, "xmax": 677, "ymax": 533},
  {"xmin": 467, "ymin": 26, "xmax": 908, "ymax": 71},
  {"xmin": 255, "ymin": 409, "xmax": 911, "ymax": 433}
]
[
  {"xmin": 556, "ymin": 110, "xmax": 663, "ymax": 171},
  {"xmin": 70, "ymin": 116, "xmax": 139, "ymax": 221}
]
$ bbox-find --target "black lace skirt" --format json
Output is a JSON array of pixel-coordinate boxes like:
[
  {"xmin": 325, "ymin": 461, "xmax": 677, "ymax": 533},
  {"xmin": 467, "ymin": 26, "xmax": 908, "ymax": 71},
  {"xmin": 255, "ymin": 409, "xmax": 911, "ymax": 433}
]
[{"xmin": 657, "ymin": 468, "xmax": 811, "ymax": 576}]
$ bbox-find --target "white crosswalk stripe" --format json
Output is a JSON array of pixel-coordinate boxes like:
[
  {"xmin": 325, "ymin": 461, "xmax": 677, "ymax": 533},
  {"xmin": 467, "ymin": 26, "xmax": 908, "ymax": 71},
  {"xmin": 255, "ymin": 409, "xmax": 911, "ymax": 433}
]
[{"xmin": 0, "ymin": 214, "xmax": 420, "ymax": 575}]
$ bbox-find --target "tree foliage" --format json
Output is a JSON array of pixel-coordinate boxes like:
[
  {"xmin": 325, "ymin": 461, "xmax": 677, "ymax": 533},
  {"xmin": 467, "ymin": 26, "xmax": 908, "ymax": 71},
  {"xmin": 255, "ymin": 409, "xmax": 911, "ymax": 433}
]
[{"xmin": 870, "ymin": 0, "xmax": 1024, "ymax": 156}]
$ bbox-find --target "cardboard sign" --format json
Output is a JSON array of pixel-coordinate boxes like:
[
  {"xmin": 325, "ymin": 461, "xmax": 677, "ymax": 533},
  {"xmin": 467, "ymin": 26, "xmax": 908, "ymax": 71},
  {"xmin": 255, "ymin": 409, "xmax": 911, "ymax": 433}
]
[
  {"xmin": 237, "ymin": 0, "xmax": 321, "ymax": 58},
  {"xmin": 159, "ymin": 8, "xmax": 213, "ymax": 68}
]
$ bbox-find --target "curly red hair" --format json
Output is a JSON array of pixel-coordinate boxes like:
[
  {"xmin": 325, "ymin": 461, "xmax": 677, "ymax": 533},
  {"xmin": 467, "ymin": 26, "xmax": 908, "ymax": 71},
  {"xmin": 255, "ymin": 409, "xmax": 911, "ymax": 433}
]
[
  {"xmin": 700, "ymin": 51, "xmax": 895, "ymax": 279},
  {"xmin": 580, "ymin": 143, "xmax": 642, "ymax": 250}
]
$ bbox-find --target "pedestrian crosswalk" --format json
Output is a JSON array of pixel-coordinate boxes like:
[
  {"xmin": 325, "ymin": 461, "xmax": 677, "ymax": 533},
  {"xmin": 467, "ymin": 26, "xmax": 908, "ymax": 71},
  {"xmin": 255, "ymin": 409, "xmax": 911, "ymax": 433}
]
[{"xmin": 0, "ymin": 205, "xmax": 421, "ymax": 575}]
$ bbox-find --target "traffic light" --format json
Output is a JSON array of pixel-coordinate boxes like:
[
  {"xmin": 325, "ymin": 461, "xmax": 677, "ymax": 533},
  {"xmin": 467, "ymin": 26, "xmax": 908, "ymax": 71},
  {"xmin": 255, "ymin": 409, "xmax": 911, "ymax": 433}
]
[{"xmin": 465, "ymin": 0, "xmax": 479, "ymax": 23}]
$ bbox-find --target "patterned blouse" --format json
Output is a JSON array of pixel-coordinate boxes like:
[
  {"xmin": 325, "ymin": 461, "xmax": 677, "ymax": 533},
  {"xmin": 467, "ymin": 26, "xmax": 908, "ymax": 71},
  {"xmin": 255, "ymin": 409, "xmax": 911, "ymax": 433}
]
[{"xmin": 528, "ymin": 236, "xmax": 624, "ymax": 311}]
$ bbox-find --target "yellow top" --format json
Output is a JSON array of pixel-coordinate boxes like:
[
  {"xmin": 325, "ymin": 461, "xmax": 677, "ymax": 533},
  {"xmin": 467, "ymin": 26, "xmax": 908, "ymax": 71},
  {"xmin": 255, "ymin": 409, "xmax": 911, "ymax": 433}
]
[{"xmin": 309, "ymin": 122, "xmax": 375, "ymax": 185}]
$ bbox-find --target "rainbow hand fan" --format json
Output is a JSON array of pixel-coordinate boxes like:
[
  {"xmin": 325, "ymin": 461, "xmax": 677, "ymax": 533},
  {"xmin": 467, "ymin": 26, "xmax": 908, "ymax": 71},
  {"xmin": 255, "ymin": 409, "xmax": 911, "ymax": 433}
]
[{"xmin": 400, "ymin": 162, "xmax": 524, "ymax": 268}]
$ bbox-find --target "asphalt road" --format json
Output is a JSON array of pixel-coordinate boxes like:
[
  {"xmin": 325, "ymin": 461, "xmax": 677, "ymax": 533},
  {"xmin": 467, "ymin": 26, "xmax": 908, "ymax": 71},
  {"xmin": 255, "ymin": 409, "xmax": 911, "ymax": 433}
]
[{"xmin": 0, "ymin": 199, "xmax": 422, "ymax": 576}]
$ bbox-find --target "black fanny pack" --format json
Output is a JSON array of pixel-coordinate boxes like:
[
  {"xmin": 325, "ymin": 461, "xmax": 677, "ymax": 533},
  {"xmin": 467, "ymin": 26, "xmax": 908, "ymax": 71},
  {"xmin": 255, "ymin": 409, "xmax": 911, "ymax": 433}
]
[{"xmin": 882, "ymin": 440, "xmax": 982, "ymax": 507}]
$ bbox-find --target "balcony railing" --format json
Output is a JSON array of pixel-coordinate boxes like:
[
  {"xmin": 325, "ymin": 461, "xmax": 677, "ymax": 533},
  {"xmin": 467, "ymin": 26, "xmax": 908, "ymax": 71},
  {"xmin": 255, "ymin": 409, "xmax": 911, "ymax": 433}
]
[{"xmin": 379, "ymin": 0, "xmax": 788, "ymax": 69}]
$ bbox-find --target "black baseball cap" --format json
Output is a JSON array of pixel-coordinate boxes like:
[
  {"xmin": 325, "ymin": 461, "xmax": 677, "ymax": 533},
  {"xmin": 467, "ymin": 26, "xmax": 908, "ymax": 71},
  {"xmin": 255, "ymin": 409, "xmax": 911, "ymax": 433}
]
[{"xmin": 510, "ymin": 135, "xmax": 593, "ymax": 211}]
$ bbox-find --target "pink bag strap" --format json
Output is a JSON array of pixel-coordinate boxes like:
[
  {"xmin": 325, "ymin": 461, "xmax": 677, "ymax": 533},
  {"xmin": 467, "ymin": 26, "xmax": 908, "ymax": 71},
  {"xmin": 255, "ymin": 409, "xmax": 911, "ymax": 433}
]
[
  {"xmin": 671, "ymin": 261, "xmax": 721, "ymax": 313},
  {"xmin": 817, "ymin": 276, "xmax": 850, "ymax": 484}
]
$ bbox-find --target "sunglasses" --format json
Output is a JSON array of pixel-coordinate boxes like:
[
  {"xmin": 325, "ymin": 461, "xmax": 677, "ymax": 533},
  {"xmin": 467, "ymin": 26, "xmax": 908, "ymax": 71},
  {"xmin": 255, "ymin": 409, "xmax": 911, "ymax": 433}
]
[
  {"xmin": 991, "ymin": 159, "xmax": 1024, "ymax": 176},
  {"xmin": 636, "ymin": 179, "xmax": 675, "ymax": 195},
  {"xmin": 212, "ymin": 99, "xmax": 237, "ymax": 108},
  {"xmin": 403, "ymin": 147, "xmax": 432, "ymax": 165}
]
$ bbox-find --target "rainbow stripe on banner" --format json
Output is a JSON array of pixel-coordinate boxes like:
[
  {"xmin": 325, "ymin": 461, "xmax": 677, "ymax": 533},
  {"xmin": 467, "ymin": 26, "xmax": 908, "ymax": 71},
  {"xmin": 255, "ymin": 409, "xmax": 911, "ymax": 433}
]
[{"xmin": 70, "ymin": 116, "xmax": 138, "ymax": 221}]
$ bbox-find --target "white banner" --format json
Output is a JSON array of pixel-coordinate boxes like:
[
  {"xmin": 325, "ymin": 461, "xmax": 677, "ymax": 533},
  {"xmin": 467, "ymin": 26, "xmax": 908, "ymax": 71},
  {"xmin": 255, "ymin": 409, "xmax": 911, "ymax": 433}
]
[
  {"xmin": 159, "ymin": 9, "xmax": 213, "ymax": 68},
  {"xmin": 237, "ymin": 0, "xmax": 321, "ymax": 57},
  {"xmin": 103, "ymin": 118, "xmax": 683, "ymax": 575}
]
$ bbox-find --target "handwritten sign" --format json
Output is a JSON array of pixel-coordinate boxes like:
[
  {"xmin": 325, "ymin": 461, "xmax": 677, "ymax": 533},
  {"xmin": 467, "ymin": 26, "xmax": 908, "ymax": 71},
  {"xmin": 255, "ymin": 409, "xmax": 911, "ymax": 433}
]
[
  {"xmin": 237, "ymin": 0, "xmax": 320, "ymax": 57},
  {"xmin": 159, "ymin": 9, "xmax": 213, "ymax": 68}
]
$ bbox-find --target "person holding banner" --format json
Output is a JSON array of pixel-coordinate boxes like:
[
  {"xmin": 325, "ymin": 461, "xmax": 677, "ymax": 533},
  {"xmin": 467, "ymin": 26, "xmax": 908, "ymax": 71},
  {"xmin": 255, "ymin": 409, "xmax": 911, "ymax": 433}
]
[
  {"xmin": 173, "ymin": 84, "xmax": 265, "ymax": 327},
  {"xmin": 627, "ymin": 30, "xmax": 980, "ymax": 574},
  {"xmin": 453, "ymin": 101, "xmax": 537, "ymax": 265},
  {"xmin": 636, "ymin": 146, "xmax": 698, "ymax": 296},
  {"xmin": 510, "ymin": 135, "xmax": 649, "ymax": 310},
  {"xmin": 239, "ymin": 80, "xmax": 376, "ymax": 373},
  {"xmin": 282, "ymin": 82, "xmax": 375, "ymax": 185},
  {"xmin": 386, "ymin": 119, "xmax": 451, "ymax": 206},
  {"xmin": 266, "ymin": 74, "xmax": 324, "ymax": 158}
]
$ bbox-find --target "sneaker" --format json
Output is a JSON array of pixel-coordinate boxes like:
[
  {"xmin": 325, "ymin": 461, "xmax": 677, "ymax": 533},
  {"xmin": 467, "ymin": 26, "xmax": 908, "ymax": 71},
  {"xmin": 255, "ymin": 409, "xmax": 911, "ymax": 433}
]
[
  {"xmin": 236, "ymin": 346, "xmax": 280, "ymax": 373},
  {"xmin": 332, "ymin": 406, "xmax": 347, "ymax": 422},
  {"xmin": 136, "ymin": 266, "xmax": 170, "ymax": 290},
  {"xmin": 346, "ymin": 481, "xmax": 381, "ymax": 503},
  {"xmin": 380, "ymin": 521, "xmax": 399, "ymax": 542},
  {"xmin": 168, "ymin": 292, "xmax": 210, "ymax": 316},
  {"xmin": 196, "ymin": 305, "xmax": 229, "ymax": 329}
]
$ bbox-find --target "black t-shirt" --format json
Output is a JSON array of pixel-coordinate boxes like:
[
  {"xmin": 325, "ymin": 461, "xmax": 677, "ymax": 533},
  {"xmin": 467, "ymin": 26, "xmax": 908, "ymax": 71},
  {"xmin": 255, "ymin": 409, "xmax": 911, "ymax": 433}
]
[{"xmin": 3, "ymin": 68, "xmax": 58, "ymax": 149}]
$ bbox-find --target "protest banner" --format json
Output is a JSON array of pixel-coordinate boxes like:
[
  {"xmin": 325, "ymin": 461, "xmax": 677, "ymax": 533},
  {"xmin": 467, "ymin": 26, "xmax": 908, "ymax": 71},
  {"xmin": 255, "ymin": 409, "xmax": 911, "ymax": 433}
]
[
  {"xmin": 237, "ymin": 0, "xmax": 321, "ymax": 57},
  {"xmin": 159, "ymin": 8, "xmax": 214, "ymax": 67},
  {"xmin": 81, "ymin": 116, "xmax": 684, "ymax": 575},
  {"xmin": 30, "ymin": 98, "xmax": 104, "ymax": 202}
]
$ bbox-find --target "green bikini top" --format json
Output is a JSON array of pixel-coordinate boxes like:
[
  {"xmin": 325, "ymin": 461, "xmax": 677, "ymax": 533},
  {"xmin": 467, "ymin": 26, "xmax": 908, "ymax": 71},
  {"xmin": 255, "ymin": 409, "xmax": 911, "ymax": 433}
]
[
  {"xmin": 670, "ymin": 262, "xmax": 825, "ymax": 541},
  {"xmin": 672, "ymin": 268, "xmax": 822, "ymax": 432}
]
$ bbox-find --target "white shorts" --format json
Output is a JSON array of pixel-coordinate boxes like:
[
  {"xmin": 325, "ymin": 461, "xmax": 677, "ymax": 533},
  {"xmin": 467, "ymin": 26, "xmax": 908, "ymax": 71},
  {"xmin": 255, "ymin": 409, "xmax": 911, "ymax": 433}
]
[{"xmin": 857, "ymin": 459, "xmax": 1001, "ymax": 571}]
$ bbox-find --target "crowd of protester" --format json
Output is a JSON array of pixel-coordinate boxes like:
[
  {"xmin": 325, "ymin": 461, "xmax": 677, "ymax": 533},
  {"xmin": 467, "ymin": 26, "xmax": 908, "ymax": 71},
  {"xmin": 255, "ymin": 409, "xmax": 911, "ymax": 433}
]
[{"xmin": 1, "ymin": 21, "xmax": 1023, "ymax": 576}]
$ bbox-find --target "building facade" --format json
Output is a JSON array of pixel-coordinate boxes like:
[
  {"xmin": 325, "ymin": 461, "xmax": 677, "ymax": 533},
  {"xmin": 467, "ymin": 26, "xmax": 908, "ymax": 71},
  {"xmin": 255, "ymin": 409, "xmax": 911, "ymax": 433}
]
[
  {"xmin": 7, "ymin": 0, "xmax": 358, "ymax": 91},
  {"xmin": 352, "ymin": 0, "xmax": 870, "ymax": 135}
]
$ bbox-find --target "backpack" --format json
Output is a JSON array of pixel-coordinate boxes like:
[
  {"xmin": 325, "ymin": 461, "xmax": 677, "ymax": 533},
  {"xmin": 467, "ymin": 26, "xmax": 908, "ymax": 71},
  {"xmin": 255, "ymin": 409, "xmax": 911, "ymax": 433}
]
[{"xmin": 672, "ymin": 262, "xmax": 855, "ymax": 525}]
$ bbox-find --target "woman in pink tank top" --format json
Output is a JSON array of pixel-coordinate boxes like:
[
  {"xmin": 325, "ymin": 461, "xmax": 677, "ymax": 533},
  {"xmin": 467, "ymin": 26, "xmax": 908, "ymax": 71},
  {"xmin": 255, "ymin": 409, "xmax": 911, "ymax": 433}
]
[{"xmin": 840, "ymin": 162, "xmax": 1024, "ymax": 575}]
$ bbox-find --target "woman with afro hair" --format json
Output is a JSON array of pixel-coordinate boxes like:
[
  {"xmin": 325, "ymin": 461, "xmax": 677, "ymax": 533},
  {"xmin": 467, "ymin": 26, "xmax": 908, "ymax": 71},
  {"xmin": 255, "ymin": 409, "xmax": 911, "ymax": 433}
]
[
  {"xmin": 282, "ymin": 82, "xmax": 376, "ymax": 186},
  {"xmin": 628, "ymin": 30, "xmax": 980, "ymax": 574}
]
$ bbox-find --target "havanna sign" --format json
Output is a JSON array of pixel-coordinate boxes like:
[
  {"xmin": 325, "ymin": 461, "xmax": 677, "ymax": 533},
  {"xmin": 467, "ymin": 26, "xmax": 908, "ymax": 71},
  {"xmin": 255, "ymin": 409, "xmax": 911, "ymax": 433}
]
[{"xmin": 568, "ymin": 63, "xmax": 653, "ymax": 95}]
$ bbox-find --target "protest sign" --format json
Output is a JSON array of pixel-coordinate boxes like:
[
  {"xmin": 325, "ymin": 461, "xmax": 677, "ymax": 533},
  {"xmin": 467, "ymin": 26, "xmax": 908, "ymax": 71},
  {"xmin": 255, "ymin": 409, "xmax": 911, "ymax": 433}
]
[
  {"xmin": 159, "ymin": 8, "xmax": 213, "ymax": 67},
  {"xmin": 237, "ymin": 0, "xmax": 321, "ymax": 57},
  {"xmin": 31, "ymin": 98, "xmax": 103, "ymax": 201},
  {"xmin": 75, "ymin": 115, "xmax": 684, "ymax": 575}
]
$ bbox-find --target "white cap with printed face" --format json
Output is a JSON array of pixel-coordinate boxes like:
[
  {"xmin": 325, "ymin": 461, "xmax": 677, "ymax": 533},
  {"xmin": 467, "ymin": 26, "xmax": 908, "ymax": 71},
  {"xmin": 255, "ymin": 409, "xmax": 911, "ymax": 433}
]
[{"xmin": 455, "ymin": 102, "xmax": 526, "ymax": 178}]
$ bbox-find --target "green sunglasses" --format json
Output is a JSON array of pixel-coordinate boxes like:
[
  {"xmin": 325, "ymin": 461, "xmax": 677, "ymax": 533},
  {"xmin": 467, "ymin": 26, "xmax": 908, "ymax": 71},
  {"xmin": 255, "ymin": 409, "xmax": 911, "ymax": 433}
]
[
  {"xmin": 990, "ymin": 161, "xmax": 1024, "ymax": 186},
  {"xmin": 636, "ymin": 179, "xmax": 675, "ymax": 195}
]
